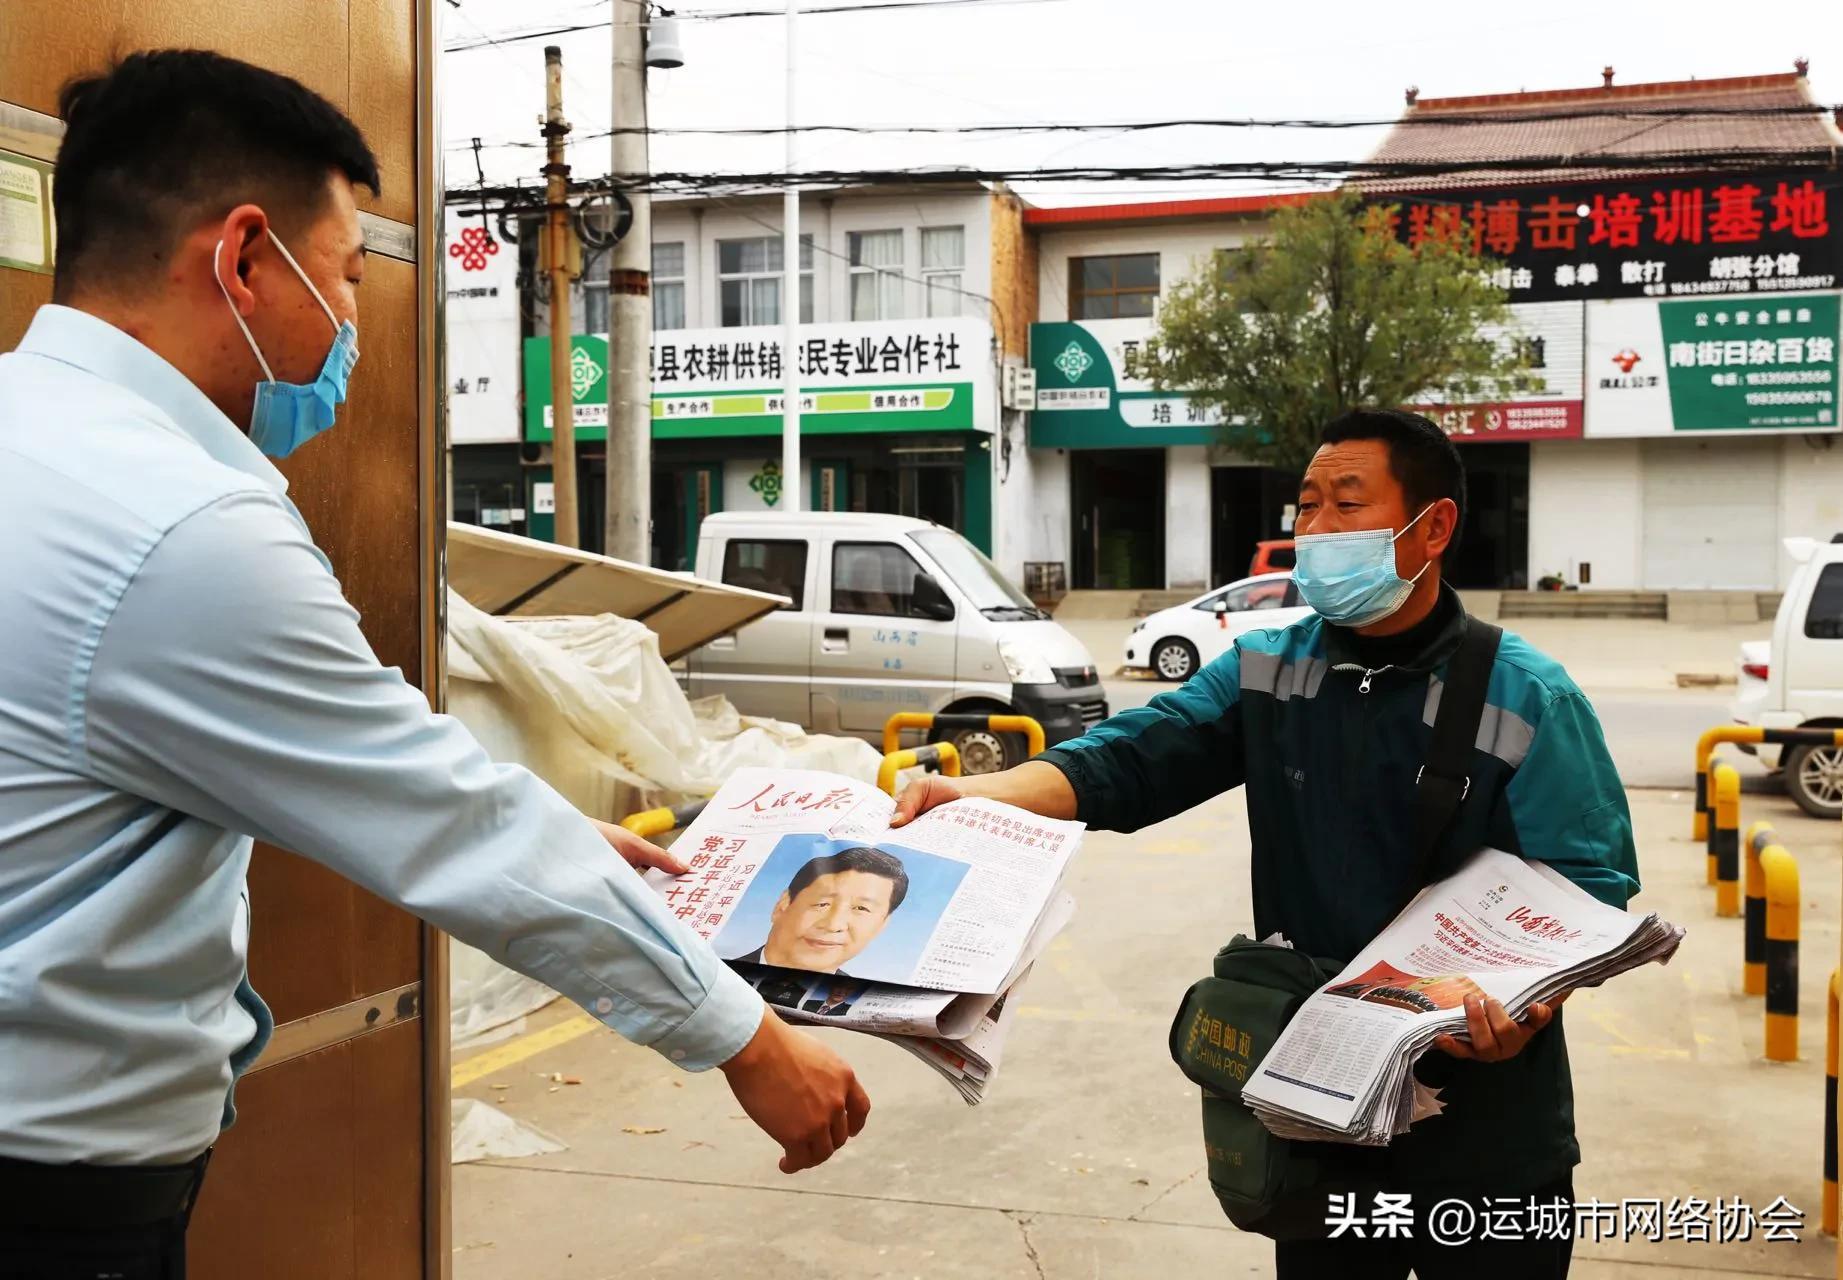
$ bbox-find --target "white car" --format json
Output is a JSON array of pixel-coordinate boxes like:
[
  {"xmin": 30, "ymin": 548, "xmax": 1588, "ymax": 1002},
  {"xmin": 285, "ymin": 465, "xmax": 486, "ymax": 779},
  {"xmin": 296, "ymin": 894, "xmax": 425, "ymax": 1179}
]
[
  {"xmin": 1730, "ymin": 535, "xmax": 1843, "ymax": 818},
  {"xmin": 1125, "ymin": 573, "xmax": 1312, "ymax": 682}
]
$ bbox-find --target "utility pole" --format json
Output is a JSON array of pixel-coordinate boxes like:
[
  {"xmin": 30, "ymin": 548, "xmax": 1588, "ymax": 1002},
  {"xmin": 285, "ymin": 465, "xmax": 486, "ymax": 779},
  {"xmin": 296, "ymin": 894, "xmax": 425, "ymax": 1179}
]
[
  {"xmin": 780, "ymin": 0, "xmax": 802, "ymax": 513},
  {"xmin": 542, "ymin": 44, "xmax": 581, "ymax": 547},
  {"xmin": 605, "ymin": 0, "xmax": 652, "ymax": 562}
]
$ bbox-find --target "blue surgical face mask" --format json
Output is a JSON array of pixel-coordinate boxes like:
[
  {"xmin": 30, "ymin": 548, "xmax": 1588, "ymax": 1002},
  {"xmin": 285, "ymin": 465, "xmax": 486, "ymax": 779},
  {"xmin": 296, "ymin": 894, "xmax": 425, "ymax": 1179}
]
[
  {"xmin": 215, "ymin": 232, "xmax": 360, "ymax": 458},
  {"xmin": 1292, "ymin": 504, "xmax": 1434, "ymax": 628}
]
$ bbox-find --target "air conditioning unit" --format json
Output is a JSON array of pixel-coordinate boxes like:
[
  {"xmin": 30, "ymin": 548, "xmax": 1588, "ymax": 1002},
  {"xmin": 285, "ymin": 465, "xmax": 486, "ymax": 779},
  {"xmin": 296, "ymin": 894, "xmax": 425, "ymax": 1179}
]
[{"xmin": 1002, "ymin": 365, "xmax": 1038, "ymax": 411}]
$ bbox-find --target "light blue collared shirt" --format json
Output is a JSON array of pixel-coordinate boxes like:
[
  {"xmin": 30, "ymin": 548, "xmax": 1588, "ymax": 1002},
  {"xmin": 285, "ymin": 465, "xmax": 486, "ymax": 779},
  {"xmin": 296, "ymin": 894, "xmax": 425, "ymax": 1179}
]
[{"xmin": 0, "ymin": 306, "xmax": 762, "ymax": 1165}]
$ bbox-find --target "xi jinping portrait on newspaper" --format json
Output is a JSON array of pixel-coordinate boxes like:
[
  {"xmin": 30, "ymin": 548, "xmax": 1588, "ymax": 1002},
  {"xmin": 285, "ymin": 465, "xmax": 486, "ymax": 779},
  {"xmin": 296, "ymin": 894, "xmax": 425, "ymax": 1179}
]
[{"xmin": 733, "ymin": 845, "xmax": 908, "ymax": 975}]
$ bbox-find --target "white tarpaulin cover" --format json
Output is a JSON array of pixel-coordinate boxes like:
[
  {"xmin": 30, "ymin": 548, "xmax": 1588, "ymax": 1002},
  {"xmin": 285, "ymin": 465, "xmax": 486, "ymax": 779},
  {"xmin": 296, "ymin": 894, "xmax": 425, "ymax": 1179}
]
[
  {"xmin": 446, "ymin": 522, "xmax": 785, "ymax": 662},
  {"xmin": 445, "ymin": 590, "xmax": 886, "ymax": 1046}
]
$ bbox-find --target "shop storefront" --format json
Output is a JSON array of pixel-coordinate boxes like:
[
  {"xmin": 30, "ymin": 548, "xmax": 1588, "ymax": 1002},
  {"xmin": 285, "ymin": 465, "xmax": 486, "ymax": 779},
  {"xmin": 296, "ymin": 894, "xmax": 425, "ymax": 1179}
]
[
  {"xmin": 517, "ymin": 318, "xmax": 999, "ymax": 565},
  {"xmin": 1023, "ymin": 166, "xmax": 1842, "ymax": 594},
  {"xmin": 1534, "ymin": 288, "xmax": 1842, "ymax": 590}
]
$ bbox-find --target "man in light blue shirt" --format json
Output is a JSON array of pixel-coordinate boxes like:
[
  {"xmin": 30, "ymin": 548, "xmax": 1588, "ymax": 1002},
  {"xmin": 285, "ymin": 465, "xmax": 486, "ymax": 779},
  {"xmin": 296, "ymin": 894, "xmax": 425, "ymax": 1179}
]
[{"xmin": 0, "ymin": 50, "xmax": 868, "ymax": 1272}]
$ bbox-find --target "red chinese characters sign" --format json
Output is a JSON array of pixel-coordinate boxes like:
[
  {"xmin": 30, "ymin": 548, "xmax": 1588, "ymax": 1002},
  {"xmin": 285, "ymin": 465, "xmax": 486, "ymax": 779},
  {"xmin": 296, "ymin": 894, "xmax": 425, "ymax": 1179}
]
[{"xmin": 1374, "ymin": 170, "xmax": 1839, "ymax": 303}]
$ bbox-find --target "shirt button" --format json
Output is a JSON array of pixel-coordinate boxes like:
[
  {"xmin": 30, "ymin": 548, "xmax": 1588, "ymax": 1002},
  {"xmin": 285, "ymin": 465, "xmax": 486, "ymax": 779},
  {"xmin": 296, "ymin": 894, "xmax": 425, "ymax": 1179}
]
[
  {"xmin": 670, "ymin": 1049, "xmax": 687, "ymax": 1062},
  {"xmin": 594, "ymin": 997, "xmax": 613, "ymax": 1014}
]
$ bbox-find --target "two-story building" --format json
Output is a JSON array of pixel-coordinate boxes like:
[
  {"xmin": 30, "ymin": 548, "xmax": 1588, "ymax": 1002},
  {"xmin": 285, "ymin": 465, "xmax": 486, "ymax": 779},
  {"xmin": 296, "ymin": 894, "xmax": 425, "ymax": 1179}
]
[
  {"xmin": 449, "ymin": 64, "xmax": 1841, "ymax": 599},
  {"xmin": 450, "ymin": 181, "xmax": 1035, "ymax": 570},
  {"xmin": 1011, "ymin": 66, "xmax": 1843, "ymax": 596}
]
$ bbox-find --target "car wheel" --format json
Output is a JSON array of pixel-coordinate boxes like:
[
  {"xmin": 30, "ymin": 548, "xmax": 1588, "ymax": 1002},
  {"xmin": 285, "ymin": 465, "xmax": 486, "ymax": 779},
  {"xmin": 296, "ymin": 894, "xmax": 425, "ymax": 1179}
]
[
  {"xmin": 940, "ymin": 726, "xmax": 1023, "ymax": 776},
  {"xmin": 1785, "ymin": 743, "xmax": 1843, "ymax": 819},
  {"xmin": 1151, "ymin": 638, "xmax": 1199, "ymax": 682}
]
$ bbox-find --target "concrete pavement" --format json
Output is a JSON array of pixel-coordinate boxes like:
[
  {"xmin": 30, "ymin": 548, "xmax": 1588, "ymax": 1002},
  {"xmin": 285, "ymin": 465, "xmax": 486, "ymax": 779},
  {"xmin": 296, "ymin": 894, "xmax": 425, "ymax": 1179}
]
[{"xmin": 453, "ymin": 773, "xmax": 1843, "ymax": 1279}]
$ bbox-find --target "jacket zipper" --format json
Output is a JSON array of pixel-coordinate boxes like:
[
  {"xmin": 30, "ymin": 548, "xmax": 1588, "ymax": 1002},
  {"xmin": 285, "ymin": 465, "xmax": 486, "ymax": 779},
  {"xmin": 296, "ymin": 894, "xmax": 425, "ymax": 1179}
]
[{"xmin": 1358, "ymin": 664, "xmax": 1393, "ymax": 693}]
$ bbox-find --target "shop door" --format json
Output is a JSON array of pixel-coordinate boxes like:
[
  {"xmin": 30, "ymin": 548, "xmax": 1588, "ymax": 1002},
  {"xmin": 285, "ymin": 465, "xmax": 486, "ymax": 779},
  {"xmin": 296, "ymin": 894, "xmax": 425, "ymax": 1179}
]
[
  {"xmin": 1447, "ymin": 443, "xmax": 1530, "ymax": 590},
  {"xmin": 2, "ymin": 7, "xmax": 446, "ymax": 1277},
  {"xmin": 1641, "ymin": 438, "xmax": 1779, "ymax": 588},
  {"xmin": 650, "ymin": 462, "xmax": 719, "ymax": 572},
  {"xmin": 1210, "ymin": 466, "xmax": 1265, "ymax": 585},
  {"xmin": 813, "ymin": 457, "xmax": 851, "ymax": 512},
  {"xmin": 1071, "ymin": 451, "xmax": 1165, "ymax": 589}
]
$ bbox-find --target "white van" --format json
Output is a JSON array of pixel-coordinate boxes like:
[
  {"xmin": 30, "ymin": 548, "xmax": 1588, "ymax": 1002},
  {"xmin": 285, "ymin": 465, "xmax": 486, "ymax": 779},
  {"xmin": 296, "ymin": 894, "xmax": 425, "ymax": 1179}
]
[
  {"xmin": 687, "ymin": 512, "xmax": 1108, "ymax": 772},
  {"xmin": 1731, "ymin": 535, "xmax": 1843, "ymax": 817}
]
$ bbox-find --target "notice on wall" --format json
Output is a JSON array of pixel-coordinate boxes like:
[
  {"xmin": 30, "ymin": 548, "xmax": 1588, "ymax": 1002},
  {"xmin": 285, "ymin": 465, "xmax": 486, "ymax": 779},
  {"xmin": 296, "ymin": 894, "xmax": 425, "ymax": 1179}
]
[{"xmin": 0, "ymin": 152, "xmax": 52, "ymax": 275}]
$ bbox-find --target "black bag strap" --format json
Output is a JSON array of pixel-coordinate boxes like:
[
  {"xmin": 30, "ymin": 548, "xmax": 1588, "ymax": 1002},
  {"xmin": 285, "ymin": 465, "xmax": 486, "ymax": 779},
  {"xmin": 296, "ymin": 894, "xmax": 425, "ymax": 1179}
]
[{"xmin": 1405, "ymin": 616, "xmax": 1503, "ymax": 904}]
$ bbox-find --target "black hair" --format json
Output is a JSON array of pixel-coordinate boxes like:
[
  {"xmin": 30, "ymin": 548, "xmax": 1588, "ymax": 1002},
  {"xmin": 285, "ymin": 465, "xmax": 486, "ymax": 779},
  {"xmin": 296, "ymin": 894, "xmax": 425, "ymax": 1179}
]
[
  {"xmin": 1317, "ymin": 408, "xmax": 1467, "ymax": 558},
  {"xmin": 784, "ymin": 847, "xmax": 909, "ymax": 913},
  {"xmin": 52, "ymin": 49, "xmax": 380, "ymax": 302}
]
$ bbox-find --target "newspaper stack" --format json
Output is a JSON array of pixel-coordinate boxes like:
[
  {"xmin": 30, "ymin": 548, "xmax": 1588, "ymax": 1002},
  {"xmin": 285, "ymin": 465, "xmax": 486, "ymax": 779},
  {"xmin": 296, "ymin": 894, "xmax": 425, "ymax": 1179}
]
[
  {"xmin": 649, "ymin": 767, "xmax": 1083, "ymax": 1103},
  {"xmin": 1241, "ymin": 848, "xmax": 1684, "ymax": 1145}
]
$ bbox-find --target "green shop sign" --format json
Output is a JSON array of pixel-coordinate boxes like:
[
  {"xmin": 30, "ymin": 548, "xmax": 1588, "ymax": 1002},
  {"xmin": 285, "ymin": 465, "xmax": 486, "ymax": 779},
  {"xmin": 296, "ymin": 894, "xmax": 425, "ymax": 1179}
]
[
  {"xmin": 1584, "ymin": 291, "xmax": 1840, "ymax": 436},
  {"xmin": 1028, "ymin": 319, "xmax": 1218, "ymax": 448},
  {"xmin": 523, "ymin": 318, "xmax": 993, "ymax": 443}
]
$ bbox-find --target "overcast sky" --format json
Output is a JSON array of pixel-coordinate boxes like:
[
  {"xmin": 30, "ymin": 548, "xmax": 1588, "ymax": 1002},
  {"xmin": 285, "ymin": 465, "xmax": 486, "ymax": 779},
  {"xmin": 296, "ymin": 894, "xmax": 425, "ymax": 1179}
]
[{"xmin": 440, "ymin": 0, "xmax": 1840, "ymax": 207}]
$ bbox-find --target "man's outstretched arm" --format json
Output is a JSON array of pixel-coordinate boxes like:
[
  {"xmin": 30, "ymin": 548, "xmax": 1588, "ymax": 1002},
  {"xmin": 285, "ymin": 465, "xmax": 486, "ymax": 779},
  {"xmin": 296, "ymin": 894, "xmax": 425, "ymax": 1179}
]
[{"xmin": 82, "ymin": 491, "xmax": 868, "ymax": 1172}]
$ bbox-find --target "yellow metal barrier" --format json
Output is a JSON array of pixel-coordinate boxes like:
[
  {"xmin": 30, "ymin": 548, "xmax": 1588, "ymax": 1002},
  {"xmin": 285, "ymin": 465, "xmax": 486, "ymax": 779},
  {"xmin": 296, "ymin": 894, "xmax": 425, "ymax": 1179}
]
[
  {"xmin": 1744, "ymin": 822, "xmax": 1774, "ymax": 996},
  {"xmin": 1761, "ymin": 841, "xmax": 1799, "ymax": 1063},
  {"xmin": 877, "ymin": 741, "xmax": 962, "ymax": 796},
  {"xmin": 1695, "ymin": 724, "xmax": 1843, "ymax": 840},
  {"xmin": 1712, "ymin": 763, "xmax": 1740, "ymax": 913},
  {"xmin": 620, "ymin": 799, "xmax": 709, "ymax": 840},
  {"xmin": 1825, "ymin": 969, "xmax": 1838, "ymax": 1236},
  {"xmin": 881, "ymin": 711, "xmax": 1047, "ymax": 760}
]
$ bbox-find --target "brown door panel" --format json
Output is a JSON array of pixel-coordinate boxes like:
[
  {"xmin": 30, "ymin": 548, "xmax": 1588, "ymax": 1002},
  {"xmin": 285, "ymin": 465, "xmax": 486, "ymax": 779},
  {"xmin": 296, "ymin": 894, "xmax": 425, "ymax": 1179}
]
[{"xmin": 187, "ymin": 1019, "xmax": 426, "ymax": 1279}]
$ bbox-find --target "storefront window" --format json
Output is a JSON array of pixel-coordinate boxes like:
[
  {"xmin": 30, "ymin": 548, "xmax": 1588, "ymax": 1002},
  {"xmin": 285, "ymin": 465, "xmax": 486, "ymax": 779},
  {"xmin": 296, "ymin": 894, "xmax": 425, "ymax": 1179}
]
[
  {"xmin": 849, "ymin": 229, "xmax": 905, "ymax": 321},
  {"xmin": 653, "ymin": 241, "xmax": 686, "ymax": 330},
  {"xmin": 581, "ymin": 277, "xmax": 609, "ymax": 334},
  {"xmin": 718, "ymin": 235, "xmax": 814, "ymax": 326},
  {"xmin": 922, "ymin": 226, "xmax": 965, "ymax": 317},
  {"xmin": 1070, "ymin": 253, "xmax": 1159, "ymax": 319}
]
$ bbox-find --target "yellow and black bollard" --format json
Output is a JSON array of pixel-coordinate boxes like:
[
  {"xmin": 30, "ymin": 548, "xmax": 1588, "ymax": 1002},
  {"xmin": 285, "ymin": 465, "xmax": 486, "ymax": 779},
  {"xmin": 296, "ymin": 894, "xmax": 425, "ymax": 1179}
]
[
  {"xmin": 620, "ymin": 799, "xmax": 710, "ymax": 840},
  {"xmin": 1743, "ymin": 822, "xmax": 1774, "ymax": 996},
  {"xmin": 1760, "ymin": 841, "xmax": 1799, "ymax": 1062},
  {"xmin": 1825, "ymin": 969, "xmax": 1838, "ymax": 1235},
  {"xmin": 1711, "ymin": 763, "xmax": 1741, "ymax": 913},
  {"xmin": 881, "ymin": 711, "xmax": 1048, "ymax": 760},
  {"xmin": 877, "ymin": 741, "xmax": 962, "ymax": 796},
  {"xmin": 1694, "ymin": 725, "xmax": 1843, "ymax": 840}
]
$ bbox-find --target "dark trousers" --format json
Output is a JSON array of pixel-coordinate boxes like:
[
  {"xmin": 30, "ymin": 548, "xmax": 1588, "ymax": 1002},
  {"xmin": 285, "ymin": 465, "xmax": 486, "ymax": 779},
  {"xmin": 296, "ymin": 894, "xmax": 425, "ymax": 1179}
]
[
  {"xmin": 0, "ymin": 1152, "xmax": 210, "ymax": 1280},
  {"xmin": 1275, "ymin": 1179, "xmax": 1574, "ymax": 1280}
]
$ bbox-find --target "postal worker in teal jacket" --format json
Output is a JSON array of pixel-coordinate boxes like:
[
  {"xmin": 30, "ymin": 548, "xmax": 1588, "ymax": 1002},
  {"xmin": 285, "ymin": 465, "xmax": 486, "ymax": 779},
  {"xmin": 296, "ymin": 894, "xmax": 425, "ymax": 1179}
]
[{"xmin": 895, "ymin": 408, "xmax": 1637, "ymax": 1280}]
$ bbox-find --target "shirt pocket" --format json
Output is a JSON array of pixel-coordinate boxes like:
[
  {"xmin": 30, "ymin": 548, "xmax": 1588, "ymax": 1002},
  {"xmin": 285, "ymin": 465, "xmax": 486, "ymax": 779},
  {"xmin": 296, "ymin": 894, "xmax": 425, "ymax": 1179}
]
[
  {"xmin": 1578, "ymin": 798, "xmax": 1631, "ymax": 856},
  {"xmin": 232, "ymin": 889, "xmax": 252, "ymax": 956}
]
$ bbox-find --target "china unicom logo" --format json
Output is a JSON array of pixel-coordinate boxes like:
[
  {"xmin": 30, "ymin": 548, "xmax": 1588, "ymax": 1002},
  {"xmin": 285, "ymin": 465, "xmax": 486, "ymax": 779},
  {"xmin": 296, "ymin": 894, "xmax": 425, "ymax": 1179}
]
[
  {"xmin": 570, "ymin": 345, "xmax": 605, "ymax": 400},
  {"xmin": 1054, "ymin": 340, "xmax": 1093, "ymax": 384}
]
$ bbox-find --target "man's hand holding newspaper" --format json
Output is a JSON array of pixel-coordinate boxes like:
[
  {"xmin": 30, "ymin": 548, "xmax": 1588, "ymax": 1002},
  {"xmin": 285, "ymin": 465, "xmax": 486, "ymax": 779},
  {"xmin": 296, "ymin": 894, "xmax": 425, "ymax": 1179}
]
[
  {"xmin": 650, "ymin": 767, "xmax": 1085, "ymax": 1103},
  {"xmin": 1239, "ymin": 848, "xmax": 1684, "ymax": 1145},
  {"xmin": 1436, "ymin": 989, "xmax": 1566, "ymax": 1063}
]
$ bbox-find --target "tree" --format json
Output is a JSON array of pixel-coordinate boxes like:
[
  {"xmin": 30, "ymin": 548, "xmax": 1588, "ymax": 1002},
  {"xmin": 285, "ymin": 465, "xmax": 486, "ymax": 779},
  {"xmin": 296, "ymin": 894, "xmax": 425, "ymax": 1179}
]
[{"xmin": 1147, "ymin": 189, "xmax": 1534, "ymax": 473}]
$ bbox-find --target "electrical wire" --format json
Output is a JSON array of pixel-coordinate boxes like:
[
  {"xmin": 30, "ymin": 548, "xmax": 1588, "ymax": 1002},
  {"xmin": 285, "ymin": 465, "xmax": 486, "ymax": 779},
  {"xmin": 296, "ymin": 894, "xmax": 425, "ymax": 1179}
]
[
  {"xmin": 445, "ymin": 153, "xmax": 1843, "ymax": 201},
  {"xmin": 443, "ymin": 102, "xmax": 1843, "ymax": 150},
  {"xmin": 443, "ymin": 0, "xmax": 1070, "ymax": 52}
]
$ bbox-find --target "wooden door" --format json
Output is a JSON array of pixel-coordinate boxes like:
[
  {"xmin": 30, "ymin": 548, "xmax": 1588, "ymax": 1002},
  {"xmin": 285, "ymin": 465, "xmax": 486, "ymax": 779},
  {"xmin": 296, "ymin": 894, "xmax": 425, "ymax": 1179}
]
[{"xmin": 0, "ymin": 6, "xmax": 448, "ymax": 1276}]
